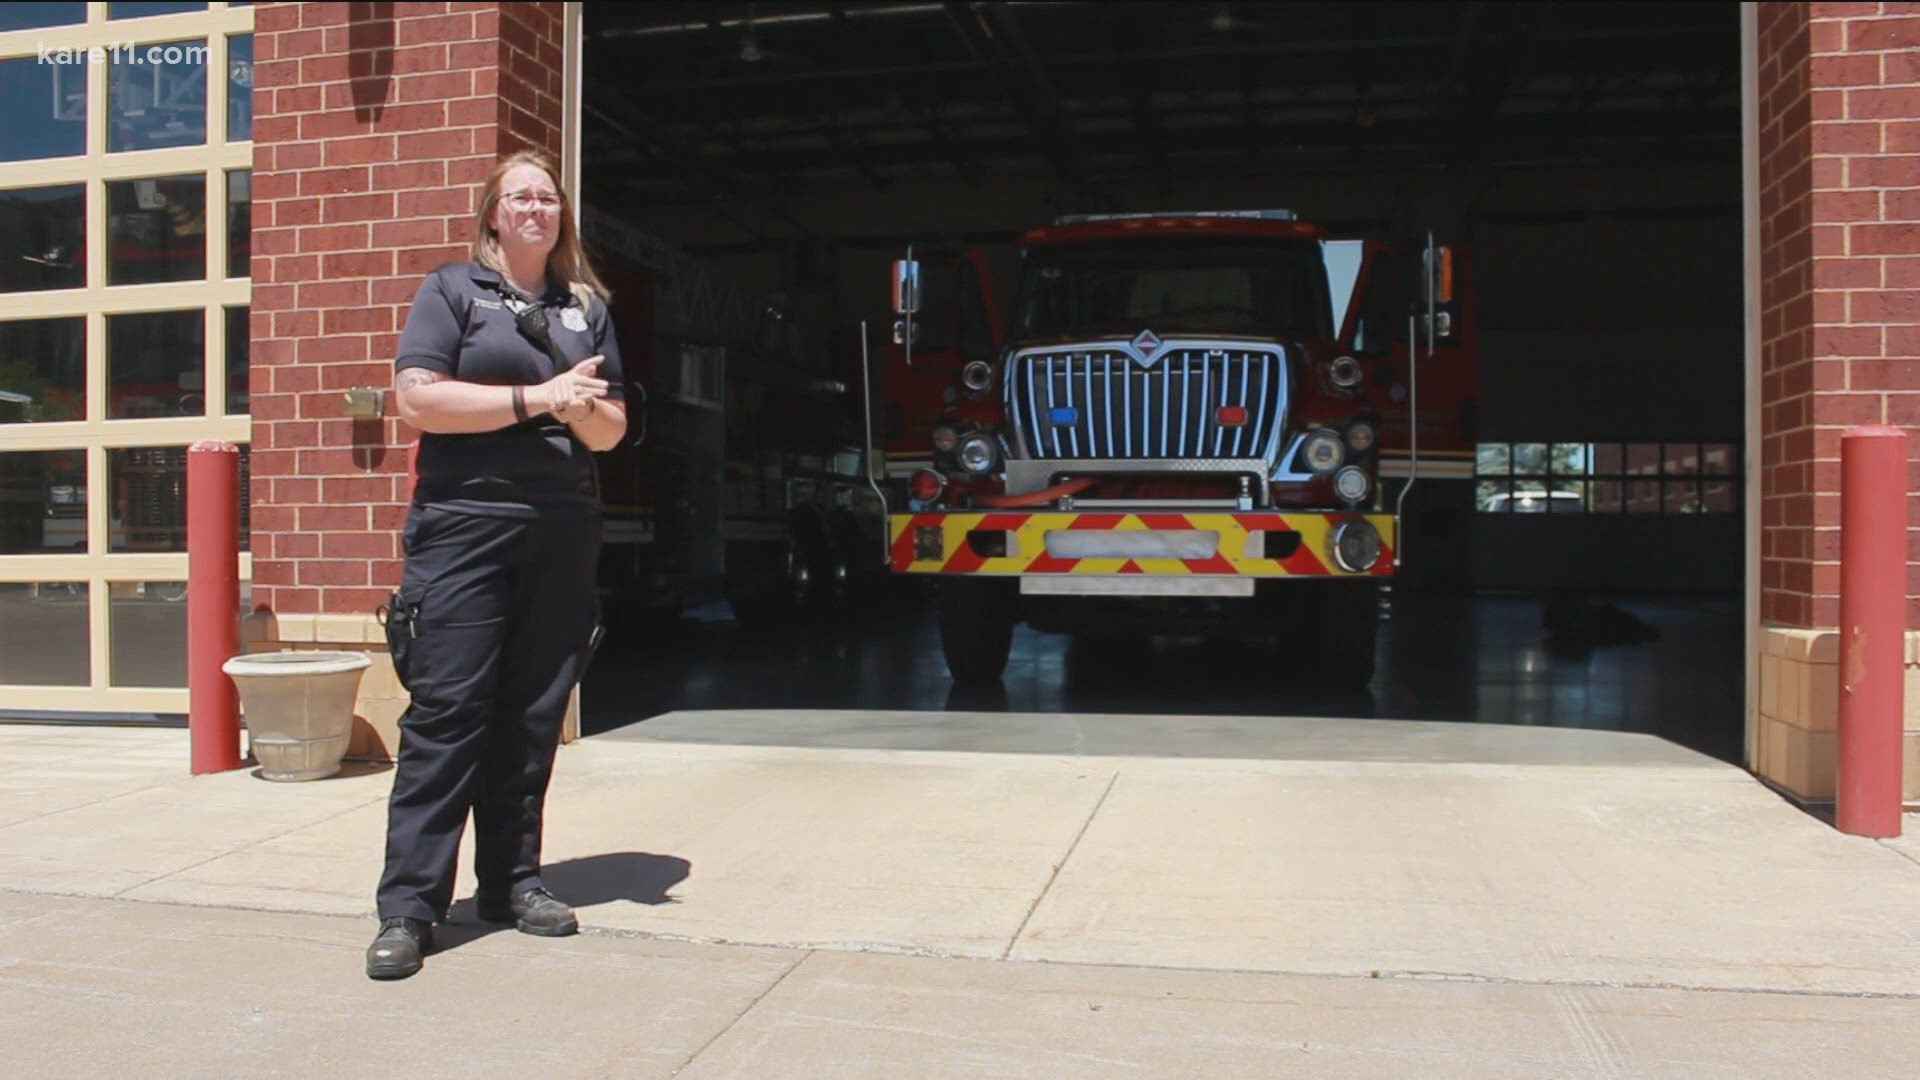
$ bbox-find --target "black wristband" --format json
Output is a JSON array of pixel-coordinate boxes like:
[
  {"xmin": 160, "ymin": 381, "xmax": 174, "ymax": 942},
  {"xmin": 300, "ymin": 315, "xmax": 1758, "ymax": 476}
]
[{"xmin": 511, "ymin": 385, "xmax": 529, "ymax": 422}]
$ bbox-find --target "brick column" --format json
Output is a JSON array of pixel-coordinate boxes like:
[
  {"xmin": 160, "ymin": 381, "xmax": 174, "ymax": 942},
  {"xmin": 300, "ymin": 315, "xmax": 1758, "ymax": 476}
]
[
  {"xmin": 1755, "ymin": 2, "xmax": 1920, "ymax": 802},
  {"xmin": 245, "ymin": 1, "xmax": 566, "ymax": 756}
]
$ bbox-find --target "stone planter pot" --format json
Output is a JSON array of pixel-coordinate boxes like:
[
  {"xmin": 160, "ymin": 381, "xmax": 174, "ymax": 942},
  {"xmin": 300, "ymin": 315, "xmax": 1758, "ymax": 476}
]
[{"xmin": 222, "ymin": 651, "xmax": 372, "ymax": 781}]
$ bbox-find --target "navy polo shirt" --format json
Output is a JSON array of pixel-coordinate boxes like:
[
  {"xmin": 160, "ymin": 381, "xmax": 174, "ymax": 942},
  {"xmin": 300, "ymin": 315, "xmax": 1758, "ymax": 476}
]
[{"xmin": 394, "ymin": 261, "xmax": 625, "ymax": 516}]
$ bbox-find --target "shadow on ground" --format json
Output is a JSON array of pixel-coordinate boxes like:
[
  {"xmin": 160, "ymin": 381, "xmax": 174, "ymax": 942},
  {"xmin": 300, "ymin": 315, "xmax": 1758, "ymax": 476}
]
[{"xmin": 436, "ymin": 852, "xmax": 692, "ymax": 951}]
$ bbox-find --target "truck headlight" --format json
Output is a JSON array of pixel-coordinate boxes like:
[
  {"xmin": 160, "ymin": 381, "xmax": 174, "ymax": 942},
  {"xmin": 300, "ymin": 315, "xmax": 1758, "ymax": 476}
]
[
  {"xmin": 1302, "ymin": 429, "xmax": 1345, "ymax": 473},
  {"xmin": 961, "ymin": 361, "xmax": 994, "ymax": 392},
  {"xmin": 1329, "ymin": 519, "xmax": 1383, "ymax": 573},
  {"xmin": 957, "ymin": 433, "xmax": 998, "ymax": 474},
  {"xmin": 1334, "ymin": 466, "xmax": 1371, "ymax": 504},
  {"xmin": 1330, "ymin": 356, "xmax": 1362, "ymax": 388},
  {"xmin": 932, "ymin": 423, "xmax": 961, "ymax": 453},
  {"xmin": 1346, "ymin": 420, "xmax": 1376, "ymax": 452}
]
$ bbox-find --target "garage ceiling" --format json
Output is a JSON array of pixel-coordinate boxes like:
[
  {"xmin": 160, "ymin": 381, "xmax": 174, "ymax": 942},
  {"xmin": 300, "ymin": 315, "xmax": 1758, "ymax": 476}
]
[{"xmin": 582, "ymin": 1, "xmax": 1741, "ymax": 212}]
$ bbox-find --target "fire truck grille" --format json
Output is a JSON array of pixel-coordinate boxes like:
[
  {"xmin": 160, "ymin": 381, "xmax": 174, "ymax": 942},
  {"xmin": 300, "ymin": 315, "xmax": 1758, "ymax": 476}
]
[{"xmin": 1005, "ymin": 345, "xmax": 1289, "ymax": 463}]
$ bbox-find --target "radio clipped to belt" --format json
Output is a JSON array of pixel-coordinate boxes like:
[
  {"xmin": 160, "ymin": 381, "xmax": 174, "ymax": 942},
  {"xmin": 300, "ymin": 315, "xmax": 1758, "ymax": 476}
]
[{"xmin": 377, "ymin": 591, "xmax": 422, "ymax": 693}]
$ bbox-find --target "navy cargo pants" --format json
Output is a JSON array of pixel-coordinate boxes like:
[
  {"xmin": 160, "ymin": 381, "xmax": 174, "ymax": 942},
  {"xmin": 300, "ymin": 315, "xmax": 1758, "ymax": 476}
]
[{"xmin": 376, "ymin": 501, "xmax": 600, "ymax": 923}]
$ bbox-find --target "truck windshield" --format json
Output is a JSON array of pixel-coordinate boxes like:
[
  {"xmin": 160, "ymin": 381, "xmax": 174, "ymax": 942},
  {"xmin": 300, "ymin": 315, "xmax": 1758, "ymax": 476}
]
[{"xmin": 1017, "ymin": 238, "xmax": 1332, "ymax": 340}]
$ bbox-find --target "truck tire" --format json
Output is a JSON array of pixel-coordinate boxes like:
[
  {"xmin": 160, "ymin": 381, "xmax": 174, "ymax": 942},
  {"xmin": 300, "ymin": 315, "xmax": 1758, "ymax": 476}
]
[
  {"xmin": 1318, "ymin": 581, "xmax": 1381, "ymax": 689},
  {"xmin": 938, "ymin": 578, "xmax": 1016, "ymax": 684}
]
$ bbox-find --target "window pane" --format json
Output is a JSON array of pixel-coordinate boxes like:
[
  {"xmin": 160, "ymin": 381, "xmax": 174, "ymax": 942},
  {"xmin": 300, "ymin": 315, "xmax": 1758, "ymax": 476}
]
[
  {"xmin": 1475, "ymin": 443, "xmax": 1510, "ymax": 475},
  {"xmin": 1664, "ymin": 478, "xmax": 1701, "ymax": 514},
  {"xmin": 0, "ymin": 56, "xmax": 87, "ymax": 162},
  {"xmin": 1549, "ymin": 443, "xmax": 1589, "ymax": 476},
  {"xmin": 227, "ymin": 34, "xmax": 253, "ymax": 141},
  {"xmin": 108, "ymin": 175, "xmax": 206, "ymax": 285},
  {"xmin": 109, "ymin": 2, "xmax": 207, "ymax": 17},
  {"xmin": 0, "ymin": 3, "xmax": 85, "ymax": 30},
  {"xmin": 1703, "ymin": 480, "xmax": 1735, "ymax": 513},
  {"xmin": 109, "ymin": 39, "xmax": 209, "ymax": 152},
  {"xmin": 110, "ymin": 446, "xmax": 184, "ymax": 552},
  {"xmin": 1590, "ymin": 480, "xmax": 1624, "ymax": 513},
  {"xmin": 1475, "ymin": 479, "xmax": 1508, "ymax": 512},
  {"xmin": 1702, "ymin": 442, "xmax": 1737, "ymax": 477},
  {"xmin": 109, "ymin": 310, "xmax": 204, "ymax": 418},
  {"xmin": 1627, "ymin": 479, "xmax": 1660, "ymax": 513},
  {"xmin": 1626, "ymin": 443, "xmax": 1661, "ymax": 477},
  {"xmin": 1511, "ymin": 443, "xmax": 1548, "ymax": 476},
  {"xmin": 110, "ymin": 581, "xmax": 188, "ymax": 688},
  {"xmin": 0, "ymin": 582, "xmax": 90, "ymax": 686},
  {"xmin": 0, "ymin": 185, "xmax": 85, "ymax": 293},
  {"xmin": 0, "ymin": 449, "xmax": 87, "ymax": 554},
  {"xmin": 1548, "ymin": 480, "xmax": 1585, "ymax": 512},
  {"xmin": 225, "ymin": 306, "xmax": 249, "ymax": 415},
  {"xmin": 1664, "ymin": 443, "xmax": 1700, "ymax": 476},
  {"xmin": 1507, "ymin": 487, "xmax": 1556, "ymax": 513},
  {"xmin": 226, "ymin": 170, "xmax": 250, "ymax": 278},
  {"xmin": 1591, "ymin": 443, "xmax": 1624, "ymax": 476},
  {"xmin": 0, "ymin": 318, "xmax": 86, "ymax": 424},
  {"xmin": 108, "ymin": 445, "xmax": 248, "ymax": 552}
]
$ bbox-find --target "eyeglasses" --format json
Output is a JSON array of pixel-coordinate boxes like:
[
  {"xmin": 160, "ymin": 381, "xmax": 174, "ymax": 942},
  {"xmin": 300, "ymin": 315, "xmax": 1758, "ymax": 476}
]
[{"xmin": 500, "ymin": 189, "xmax": 562, "ymax": 211}]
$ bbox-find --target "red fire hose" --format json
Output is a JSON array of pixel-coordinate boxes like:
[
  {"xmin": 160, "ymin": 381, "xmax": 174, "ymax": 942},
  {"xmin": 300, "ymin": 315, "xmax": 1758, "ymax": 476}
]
[{"xmin": 974, "ymin": 476, "xmax": 1097, "ymax": 508}]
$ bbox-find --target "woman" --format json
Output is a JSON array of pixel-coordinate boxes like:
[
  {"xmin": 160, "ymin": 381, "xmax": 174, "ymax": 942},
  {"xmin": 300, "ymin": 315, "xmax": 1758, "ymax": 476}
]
[{"xmin": 368, "ymin": 150, "xmax": 627, "ymax": 980}]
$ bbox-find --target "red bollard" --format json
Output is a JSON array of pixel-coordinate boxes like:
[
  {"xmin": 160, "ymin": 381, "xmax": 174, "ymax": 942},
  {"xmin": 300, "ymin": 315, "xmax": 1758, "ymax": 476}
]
[
  {"xmin": 1836, "ymin": 425, "xmax": 1909, "ymax": 838},
  {"xmin": 187, "ymin": 440, "xmax": 243, "ymax": 774}
]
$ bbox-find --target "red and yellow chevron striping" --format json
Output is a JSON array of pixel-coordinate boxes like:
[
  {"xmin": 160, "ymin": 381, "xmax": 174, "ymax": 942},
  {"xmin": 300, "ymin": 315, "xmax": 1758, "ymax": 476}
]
[{"xmin": 887, "ymin": 511, "xmax": 1395, "ymax": 577}]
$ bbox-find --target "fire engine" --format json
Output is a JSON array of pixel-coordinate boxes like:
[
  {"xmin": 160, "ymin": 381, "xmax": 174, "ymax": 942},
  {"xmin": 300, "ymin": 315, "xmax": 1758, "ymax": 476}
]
[
  {"xmin": 878, "ymin": 209, "xmax": 1475, "ymax": 686},
  {"xmin": 583, "ymin": 210, "xmax": 885, "ymax": 623}
]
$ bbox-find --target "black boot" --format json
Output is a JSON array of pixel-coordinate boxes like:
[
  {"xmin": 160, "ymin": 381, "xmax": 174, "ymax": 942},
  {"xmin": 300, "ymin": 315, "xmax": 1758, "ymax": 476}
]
[
  {"xmin": 476, "ymin": 886, "xmax": 578, "ymax": 937},
  {"xmin": 366, "ymin": 916, "xmax": 433, "ymax": 980}
]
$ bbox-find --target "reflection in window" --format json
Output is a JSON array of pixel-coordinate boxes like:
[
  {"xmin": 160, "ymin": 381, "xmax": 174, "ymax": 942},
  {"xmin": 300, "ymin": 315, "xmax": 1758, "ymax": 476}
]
[
  {"xmin": 0, "ymin": 318, "xmax": 86, "ymax": 424},
  {"xmin": 109, "ymin": 38, "xmax": 209, "ymax": 152},
  {"xmin": 0, "ymin": 449, "xmax": 88, "ymax": 554},
  {"xmin": 0, "ymin": 56, "xmax": 87, "ymax": 162},
  {"xmin": 109, "ymin": 3, "xmax": 207, "ymax": 19},
  {"xmin": 0, "ymin": 4, "xmax": 86, "ymax": 30},
  {"xmin": 108, "ymin": 310, "xmax": 204, "ymax": 419},
  {"xmin": 0, "ymin": 582, "xmax": 90, "ymax": 686},
  {"xmin": 1476, "ymin": 442, "xmax": 1739, "ymax": 514},
  {"xmin": 225, "ymin": 306, "xmax": 248, "ymax": 414},
  {"xmin": 110, "ymin": 581, "xmax": 189, "ymax": 688},
  {"xmin": 107, "ymin": 445, "xmax": 247, "ymax": 552},
  {"xmin": 226, "ymin": 170, "xmax": 250, "ymax": 278},
  {"xmin": 109, "ymin": 447, "xmax": 186, "ymax": 552},
  {"xmin": 108, "ymin": 175, "xmax": 207, "ymax": 285},
  {"xmin": 228, "ymin": 34, "xmax": 253, "ymax": 141},
  {"xmin": 0, "ymin": 185, "xmax": 85, "ymax": 293}
]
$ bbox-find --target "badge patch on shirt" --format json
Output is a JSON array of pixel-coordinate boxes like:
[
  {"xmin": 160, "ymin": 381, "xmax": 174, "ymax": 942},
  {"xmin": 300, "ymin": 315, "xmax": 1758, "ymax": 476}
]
[
  {"xmin": 560, "ymin": 307, "xmax": 588, "ymax": 333},
  {"xmin": 472, "ymin": 297, "xmax": 504, "ymax": 311}
]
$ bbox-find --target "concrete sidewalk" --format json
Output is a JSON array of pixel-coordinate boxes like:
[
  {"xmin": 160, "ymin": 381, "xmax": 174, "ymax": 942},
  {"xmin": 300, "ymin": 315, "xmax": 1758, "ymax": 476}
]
[
  {"xmin": 3, "ymin": 719, "xmax": 1920, "ymax": 1074},
  {"xmin": 5, "ymin": 890, "xmax": 1919, "ymax": 1078}
]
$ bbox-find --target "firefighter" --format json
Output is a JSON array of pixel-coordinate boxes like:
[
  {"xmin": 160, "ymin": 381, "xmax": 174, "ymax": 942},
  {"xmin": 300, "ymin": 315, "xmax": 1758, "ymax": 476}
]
[{"xmin": 366, "ymin": 149, "xmax": 627, "ymax": 980}]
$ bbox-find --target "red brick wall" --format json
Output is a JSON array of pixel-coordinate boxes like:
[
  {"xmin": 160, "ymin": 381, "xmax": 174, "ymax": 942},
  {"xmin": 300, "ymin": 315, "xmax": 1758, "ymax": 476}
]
[
  {"xmin": 1760, "ymin": 2, "xmax": 1920, "ymax": 629},
  {"xmin": 248, "ymin": 1, "xmax": 565, "ymax": 616}
]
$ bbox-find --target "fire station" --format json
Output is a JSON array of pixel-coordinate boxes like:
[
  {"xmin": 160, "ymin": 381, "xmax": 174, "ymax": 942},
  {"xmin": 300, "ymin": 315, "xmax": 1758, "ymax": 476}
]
[{"xmin": 0, "ymin": 2, "xmax": 1915, "ymax": 807}]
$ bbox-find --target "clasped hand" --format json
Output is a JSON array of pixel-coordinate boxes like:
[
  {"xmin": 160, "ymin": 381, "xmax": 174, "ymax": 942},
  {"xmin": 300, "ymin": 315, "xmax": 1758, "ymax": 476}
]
[{"xmin": 537, "ymin": 356, "xmax": 608, "ymax": 422}]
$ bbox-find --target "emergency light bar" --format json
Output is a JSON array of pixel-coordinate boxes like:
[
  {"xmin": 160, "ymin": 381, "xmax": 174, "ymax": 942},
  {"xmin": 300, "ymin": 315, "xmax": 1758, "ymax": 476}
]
[{"xmin": 1052, "ymin": 209, "xmax": 1298, "ymax": 225}]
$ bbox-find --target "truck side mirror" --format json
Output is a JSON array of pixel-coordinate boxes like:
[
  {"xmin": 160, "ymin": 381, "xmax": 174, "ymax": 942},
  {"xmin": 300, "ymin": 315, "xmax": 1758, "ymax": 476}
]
[
  {"xmin": 1422, "ymin": 244, "xmax": 1461, "ymax": 348},
  {"xmin": 891, "ymin": 259, "xmax": 921, "ymax": 315}
]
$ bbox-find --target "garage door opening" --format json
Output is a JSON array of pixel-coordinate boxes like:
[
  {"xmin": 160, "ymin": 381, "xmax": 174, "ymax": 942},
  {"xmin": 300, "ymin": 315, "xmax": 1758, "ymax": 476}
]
[{"xmin": 572, "ymin": 2, "xmax": 1747, "ymax": 762}]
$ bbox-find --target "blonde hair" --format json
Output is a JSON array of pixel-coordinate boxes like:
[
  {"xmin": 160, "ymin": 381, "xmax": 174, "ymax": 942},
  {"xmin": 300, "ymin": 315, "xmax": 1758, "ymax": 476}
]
[{"xmin": 469, "ymin": 149, "xmax": 609, "ymax": 307}]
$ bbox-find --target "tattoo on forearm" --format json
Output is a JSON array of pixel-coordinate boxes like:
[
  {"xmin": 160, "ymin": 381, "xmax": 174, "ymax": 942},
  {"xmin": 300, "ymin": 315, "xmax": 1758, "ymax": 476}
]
[{"xmin": 395, "ymin": 369, "xmax": 447, "ymax": 393}]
